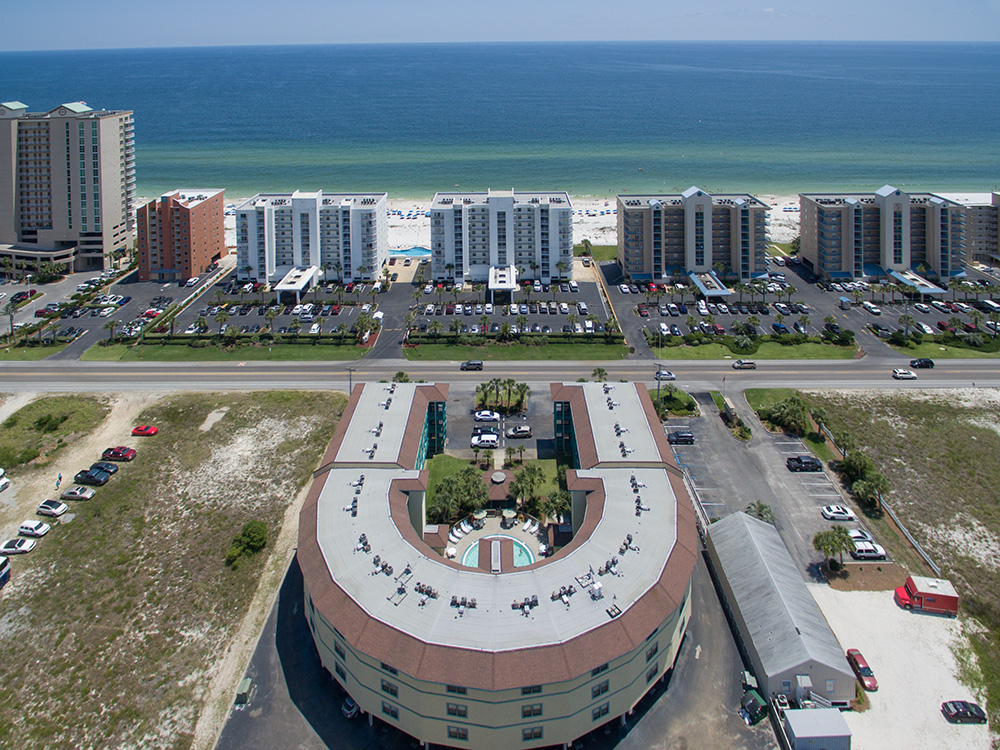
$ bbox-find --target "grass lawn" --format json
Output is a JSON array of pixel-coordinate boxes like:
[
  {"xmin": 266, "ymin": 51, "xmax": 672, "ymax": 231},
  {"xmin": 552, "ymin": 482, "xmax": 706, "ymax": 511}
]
[
  {"xmin": 574, "ymin": 244, "xmax": 617, "ymax": 262},
  {"xmin": 887, "ymin": 341, "xmax": 1000, "ymax": 359},
  {"xmin": 425, "ymin": 454, "xmax": 470, "ymax": 504},
  {"xmin": 650, "ymin": 341, "xmax": 857, "ymax": 360},
  {"xmin": 0, "ymin": 395, "xmax": 108, "ymax": 470},
  {"xmin": 743, "ymin": 388, "xmax": 834, "ymax": 460},
  {"xmin": 710, "ymin": 391, "xmax": 726, "ymax": 411},
  {"xmin": 653, "ymin": 388, "xmax": 698, "ymax": 416},
  {"xmin": 0, "ymin": 391, "xmax": 346, "ymax": 748},
  {"xmin": 804, "ymin": 390, "xmax": 1000, "ymax": 725},
  {"xmin": 81, "ymin": 342, "xmax": 366, "ymax": 361},
  {"xmin": 770, "ymin": 242, "xmax": 795, "ymax": 256},
  {"xmin": 405, "ymin": 341, "xmax": 627, "ymax": 361},
  {"xmin": 0, "ymin": 343, "xmax": 68, "ymax": 360}
]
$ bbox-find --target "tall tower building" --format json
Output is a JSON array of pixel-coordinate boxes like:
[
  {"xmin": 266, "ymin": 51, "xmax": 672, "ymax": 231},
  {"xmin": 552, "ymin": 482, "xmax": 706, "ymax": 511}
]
[{"xmin": 0, "ymin": 101, "xmax": 135, "ymax": 271}]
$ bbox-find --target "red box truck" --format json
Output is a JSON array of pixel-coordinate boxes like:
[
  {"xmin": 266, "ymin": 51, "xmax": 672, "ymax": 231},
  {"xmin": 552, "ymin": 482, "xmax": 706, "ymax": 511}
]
[{"xmin": 894, "ymin": 575, "xmax": 958, "ymax": 617}]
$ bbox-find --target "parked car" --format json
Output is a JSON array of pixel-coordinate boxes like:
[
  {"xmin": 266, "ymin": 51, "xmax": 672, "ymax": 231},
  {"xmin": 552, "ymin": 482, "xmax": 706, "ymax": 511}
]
[
  {"xmin": 19, "ymin": 520, "xmax": 50, "ymax": 537},
  {"xmin": 667, "ymin": 431, "xmax": 695, "ymax": 445},
  {"xmin": 74, "ymin": 468, "xmax": 111, "ymax": 486},
  {"xmin": 786, "ymin": 455, "xmax": 822, "ymax": 472},
  {"xmin": 941, "ymin": 701, "xmax": 987, "ymax": 724},
  {"xmin": 1, "ymin": 538, "xmax": 36, "ymax": 555},
  {"xmin": 847, "ymin": 528, "xmax": 874, "ymax": 544},
  {"xmin": 102, "ymin": 446, "xmax": 137, "ymax": 461},
  {"xmin": 90, "ymin": 461, "xmax": 119, "ymax": 475},
  {"xmin": 821, "ymin": 505, "xmax": 856, "ymax": 521},
  {"xmin": 341, "ymin": 696, "xmax": 361, "ymax": 719},
  {"xmin": 892, "ymin": 368, "xmax": 917, "ymax": 380},
  {"xmin": 61, "ymin": 485, "xmax": 96, "ymax": 501},
  {"xmin": 132, "ymin": 425, "xmax": 159, "ymax": 436},
  {"xmin": 0, "ymin": 476, "xmax": 9, "ymax": 493},
  {"xmin": 505, "ymin": 425, "xmax": 532, "ymax": 439},
  {"xmin": 851, "ymin": 541, "xmax": 887, "ymax": 560},
  {"xmin": 474, "ymin": 410, "xmax": 500, "ymax": 422},
  {"xmin": 470, "ymin": 434, "xmax": 499, "ymax": 449},
  {"xmin": 471, "ymin": 425, "xmax": 499, "ymax": 437},
  {"xmin": 37, "ymin": 499, "xmax": 69, "ymax": 517}
]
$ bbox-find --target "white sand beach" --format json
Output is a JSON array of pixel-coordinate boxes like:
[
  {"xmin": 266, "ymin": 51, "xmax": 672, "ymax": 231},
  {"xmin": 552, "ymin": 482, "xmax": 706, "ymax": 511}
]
[{"xmin": 210, "ymin": 193, "xmax": 801, "ymax": 253}]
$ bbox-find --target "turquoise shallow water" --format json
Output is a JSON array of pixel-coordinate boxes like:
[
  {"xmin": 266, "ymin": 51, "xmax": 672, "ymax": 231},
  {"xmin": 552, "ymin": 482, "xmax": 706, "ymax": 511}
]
[
  {"xmin": 2, "ymin": 41, "xmax": 998, "ymax": 198},
  {"xmin": 462, "ymin": 536, "xmax": 535, "ymax": 568}
]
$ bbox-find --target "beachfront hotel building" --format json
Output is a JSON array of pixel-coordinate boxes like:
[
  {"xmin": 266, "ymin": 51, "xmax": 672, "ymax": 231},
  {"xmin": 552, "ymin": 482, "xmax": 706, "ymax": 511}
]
[
  {"xmin": 235, "ymin": 190, "xmax": 388, "ymax": 285},
  {"xmin": 429, "ymin": 190, "xmax": 574, "ymax": 287},
  {"xmin": 799, "ymin": 185, "xmax": 967, "ymax": 287},
  {"xmin": 616, "ymin": 187, "xmax": 770, "ymax": 288},
  {"xmin": 135, "ymin": 189, "xmax": 226, "ymax": 282},
  {"xmin": 0, "ymin": 101, "xmax": 135, "ymax": 272},
  {"xmin": 298, "ymin": 381, "xmax": 697, "ymax": 750},
  {"xmin": 936, "ymin": 192, "xmax": 1000, "ymax": 265}
]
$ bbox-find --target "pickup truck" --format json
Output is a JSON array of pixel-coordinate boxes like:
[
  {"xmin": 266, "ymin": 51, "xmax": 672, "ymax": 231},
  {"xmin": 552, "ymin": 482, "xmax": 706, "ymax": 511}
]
[{"xmin": 786, "ymin": 455, "xmax": 822, "ymax": 472}]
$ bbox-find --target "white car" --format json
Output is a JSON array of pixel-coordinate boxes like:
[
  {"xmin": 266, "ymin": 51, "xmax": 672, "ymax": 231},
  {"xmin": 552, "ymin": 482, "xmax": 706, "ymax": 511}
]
[
  {"xmin": 862, "ymin": 301, "xmax": 882, "ymax": 315},
  {"xmin": 474, "ymin": 410, "xmax": 501, "ymax": 423},
  {"xmin": 892, "ymin": 368, "xmax": 917, "ymax": 380},
  {"xmin": 0, "ymin": 476, "xmax": 9, "ymax": 492},
  {"xmin": 423, "ymin": 284, "xmax": 433, "ymax": 294},
  {"xmin": 37, "ymin": 499, "xmax": 69, "ymax": 517},
  {"xmin": 821, "ymin": 505, "xmax": 856, "ymax": 521},
  {"xmin": 484, "ymin": 303, "xmax": 493, "ymax": 314},
  {"xmin": 848, "ymin": 528, "xmax": 874, "ymax": 543},
  {"xmin": 619, "ymin": 284, "xmax": 630, "ymax": 294},
  {"xmin": 309, "ymin": 323, "xmax": 321, "ymax": 334},
  {"xmin": 914, "ymin": 303, "xmax": 931, "ymax": 314},
  {"xmin": 1, "ymin": 538, "xmax": 36, "ymax": 555},
  {"xmin": 470, "ymin": 434, "xmax": 499, "ymax": 449},
  {"xmin": 291, "ymin": 304, "xmax": 303, "ymax": 316},
  {"xmin": 851, "ymin": 541, "xmax": 887, "ymax": 560},
  {"xmin": 918, "ymin": 322, "xmax": 936, "ymax": 335},
  {"xmin": 60, "ymin": 485, "xmax": 96, "ymax": 501},
  {"xmin": 654, "ymin": 370, "xmax": 676, "ymax": 381},
  {"xmin": 19, "ymin": 520, "xmax": 50, "ymax": 537},
  {"xmin": 954, "ymin": 302, "xmax": 972, "ymax": 314}
]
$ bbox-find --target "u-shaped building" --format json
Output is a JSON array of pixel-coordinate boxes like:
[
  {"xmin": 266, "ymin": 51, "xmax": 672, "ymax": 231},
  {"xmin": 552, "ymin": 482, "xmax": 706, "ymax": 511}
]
[{"xmin": 297, "ymin": 381, "xmax": 697, "ymax": 749}]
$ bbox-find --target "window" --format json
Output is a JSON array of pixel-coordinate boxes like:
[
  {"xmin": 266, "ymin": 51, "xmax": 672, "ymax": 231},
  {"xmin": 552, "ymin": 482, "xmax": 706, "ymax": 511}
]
[
  {"xmin": 521, "ymin": 685, "xmax": 542, "ymax": 696},
  {"xmin": 826, "ymin": 679, "xmax": 836, "ymax": 693},
  {"xmin": 380, "ymin": 662, "xmax": 398, "ymax": 675},
  {"xmin": 646, "ymin": 662, "xmax": 659, "ymax": 684},
  {"xmin": 591, "ymin": 663, "xmax": 608, "ymax": 677},
  {"xmin": 522, "ymin": 704, "xmax": 542, "ymax": 718},
  {"xmin": 522, "ymin": 727, "xmax": 543, "ymax": 741},
  {"xmin": 592, "ymin": 680, "xmax": 609, "ymax": 699},
  {"xmin": 592, "ymin": 702, "xmax": 610, "ymax": 721},
  {"xmin": 447, "ymin": 726, "xmax": 468, "ymax": 741},
  {"xmin": 381, "ymin": 702, "xmax": 398, "ymax": 720},
  {"xmin": 646, "ymin": 642, "xmax": 659, "ymax": 663},
  {"xmin": 381, "ymin": 679, "xmax": 398, "ymax": 697},
  {"xmin": 781, "ymin": 680, "xmax": 791, "ymax": 693},
  {"xmin": 334, "ymin": 662, "xmax": 346, "ymax": 680},
  {"xmin": 446, "ymin": 703, "xmax": 467, "ymax": 717},
  {"xmin": 447, "ymin": 685, "xmax": 467, "ymax": 695},
  {"xmin": 333, "ymin": 642, "xmax": 345, "ymax": 659}
]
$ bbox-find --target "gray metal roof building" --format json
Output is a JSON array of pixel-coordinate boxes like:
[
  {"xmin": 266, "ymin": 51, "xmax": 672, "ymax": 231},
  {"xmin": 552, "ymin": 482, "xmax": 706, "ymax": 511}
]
[{"xmin": 706, "ymin": 512, "xmax": 855, "ymax": 707}]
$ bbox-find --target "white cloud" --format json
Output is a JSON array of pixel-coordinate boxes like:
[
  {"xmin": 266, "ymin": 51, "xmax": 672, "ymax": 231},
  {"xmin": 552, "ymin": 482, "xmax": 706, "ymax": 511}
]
[{"xmin": 762, "ymin": 7, "xmax": 775, "ymax": 11}]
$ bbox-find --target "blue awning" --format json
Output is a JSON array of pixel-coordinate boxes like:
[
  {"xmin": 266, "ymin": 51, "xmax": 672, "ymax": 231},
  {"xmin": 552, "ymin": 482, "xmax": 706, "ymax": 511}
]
[{"xmin": 687, "ymin": 270, "xmax": 732, "ymax": 297}]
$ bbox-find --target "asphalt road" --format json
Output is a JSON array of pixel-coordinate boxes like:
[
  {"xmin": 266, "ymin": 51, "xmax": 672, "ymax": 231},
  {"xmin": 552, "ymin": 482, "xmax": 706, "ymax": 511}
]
[{"xmin": 0, "ymin": 357, "xmax": 997, "ymax": 393}]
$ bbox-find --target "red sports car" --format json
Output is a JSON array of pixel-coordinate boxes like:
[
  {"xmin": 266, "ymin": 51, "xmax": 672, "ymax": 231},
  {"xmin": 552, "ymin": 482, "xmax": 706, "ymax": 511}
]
[
  {"xmin": 131, "ymin": 425, "xmax": 159, "ymax": 437},
  {"xmin": 102, "ymin": 446, "xmax": 137, "ymax": 462},
  {"xmin": 846, "ymin": 648, "xmax": 878, "ymax": 691}
]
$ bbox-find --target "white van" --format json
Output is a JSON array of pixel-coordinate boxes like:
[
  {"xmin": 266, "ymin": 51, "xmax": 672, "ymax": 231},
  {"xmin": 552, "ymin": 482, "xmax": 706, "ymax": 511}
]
[
  {"xmin": 659, "ymin": 322, "xmax": 670, "ymax": 335},
  {"xmin": 372, "ymin": 281, "xmax": 382, "ymax": 293},
  {"xmin": 578, "ymin": 302, "xmax": 589, "ymax": 315},
  {"xmin": 569, "ymin": 281, "xmax": 579, "ymax": 292},
  {"xmin": 584, "ymin": 320, "xmax": 594, "ymax": 334}
]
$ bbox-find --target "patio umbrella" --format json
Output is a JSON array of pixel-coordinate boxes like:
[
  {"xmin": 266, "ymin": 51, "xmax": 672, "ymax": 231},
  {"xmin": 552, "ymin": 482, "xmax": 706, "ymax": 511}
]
[
  {"xmin": 502, "ymin": 509, "xmax": 516, "ymax": 519},
  {"xmin": 473, "ymin": 510, "xmax": 487, "ymax": 520}
]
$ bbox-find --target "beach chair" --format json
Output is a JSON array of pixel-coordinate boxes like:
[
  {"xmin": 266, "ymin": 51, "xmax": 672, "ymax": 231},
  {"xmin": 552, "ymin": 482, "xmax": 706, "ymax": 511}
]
[
  {"xmin": 460, "ymin": 519, "xmax": 473, "ymax": 535},
  {"xmin": 528, "ymin": 521, "xmax": 539, "ymax": 535},
  {"xmin": 522, "ymin": 519, "xmax": 533, "ymax": 532}
]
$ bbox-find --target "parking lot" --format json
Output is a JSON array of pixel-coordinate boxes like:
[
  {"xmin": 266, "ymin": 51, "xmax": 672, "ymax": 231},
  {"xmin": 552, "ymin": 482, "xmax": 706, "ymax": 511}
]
[{"xmin": 664, "ymin": 393, "xmax": 883, "ymax": 575}]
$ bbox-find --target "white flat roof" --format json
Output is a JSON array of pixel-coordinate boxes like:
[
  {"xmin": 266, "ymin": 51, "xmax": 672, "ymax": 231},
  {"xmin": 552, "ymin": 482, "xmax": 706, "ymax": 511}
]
[
  {"xmin": 583, "ymin": 383, "xmax": 662, "ymax": 464},
  {"xmin": 432, "ymin": 190, "xmax": 572, "ymax": 208},
  {"xmin": 334, "ymin": 383, "xmax": 417, "ymax": 465},
  {"xmin": 164, "ymin": 189, "xmax": 224, "ymax": 206},
  {"xmin": 274, "ymin": 266, "xmax": 321, "ymax": 293}
]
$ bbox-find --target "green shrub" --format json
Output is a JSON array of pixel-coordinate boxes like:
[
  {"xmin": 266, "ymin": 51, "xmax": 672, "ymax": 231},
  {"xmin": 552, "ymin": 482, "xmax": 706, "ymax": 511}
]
[
  {"xmin": 225, "ymin": 519, "xmax": 268, "ymax": 567},
  {"xmin": 34, "ymin": 413, "xmax": 69, "ymax": 432}
]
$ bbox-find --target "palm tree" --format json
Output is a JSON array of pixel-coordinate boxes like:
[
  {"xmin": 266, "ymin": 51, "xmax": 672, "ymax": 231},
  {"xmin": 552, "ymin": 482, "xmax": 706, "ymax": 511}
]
[
  {"xmin": 3, "ymin": 300, "xmax": 15, "ymax": 344},
  {"xmin": 798, "ymin": 315, "xmax": 810, "ymax": 333},
  {"xmin": 851, "ymin": 289, "xmax": 864, "ymax": 306},
  {"xmin": 732, "ymin": 282, "xmax": 747, "ymax": 303},
  {"xmin": 289, "ymin": 317, "xmax": 302, "ymax": 339},
  {"xmin": 428, "ymin": 319, "xmax": 443, "ymax": 340},
  {"xmin": 948, "ymin": 316, "xmax": 963, "ymax": 333},
  {"xmin": 969, "ymin": 309, "xmax": 984, "ymax": 332},
  {"xmin": 897, "ymin": 313, "xmax": 915, "ymax": 336},
  {"xmin": 746, "ymin": 315, "xmax": 761, "ymax": 336},
  {"xmin": 215, "ymin": 309, "xmax": 229, "ymax": 334},
  {"xmin": 214, "ymin": 289, "xmax": 225, "ymax": 306},
  {"xmin": 592, "ymin": 367, "xmax": 608, "ymax": 382},
  {"xmin": 314, "ymin": 315, "xmax": 325, "ymax": 335},
  {"xmin": 449, "ymin": 319, "xmax": 462, "ymax": 338},
  {"xmin": 685, "ymin": 314, "xmax": 697, "ymax": 333},
  {"xmin": 515, "ymin": 314, "xmax": 529, "ymax": 332},
  {"xmin": 784, "ymin": 285, "xmax": 797, "ymax": 304},
  {"xmin": 503, "ymin": 378, "xmax": 516, "ymax": 410},
  {"xmin": 479, "ymin": 315, "xmax": 490, "ymax": 333},
  {"xmin": 264, "ymin": 307, "xmax": 279, "ymax": 331},
  {"xmin": 745, "ymin": 501, "xmax": 775, "ymax": 525},
  {"xmin": 515, "ymin": 382, "xmax": 531, "ymax": 409},
  {"xmin": 505, "ymin": 446, "xmax": 516, "ymax": 467},
  {"xmin": 195, "ymin": 315, "xmax": 208, "ymax": 333}
]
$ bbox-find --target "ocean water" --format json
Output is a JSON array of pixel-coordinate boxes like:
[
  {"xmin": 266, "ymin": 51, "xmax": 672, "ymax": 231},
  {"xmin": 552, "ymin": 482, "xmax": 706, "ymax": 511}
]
[{"xmin": 1, "ymin": 41, "xmax": 999, "ymax": 199}]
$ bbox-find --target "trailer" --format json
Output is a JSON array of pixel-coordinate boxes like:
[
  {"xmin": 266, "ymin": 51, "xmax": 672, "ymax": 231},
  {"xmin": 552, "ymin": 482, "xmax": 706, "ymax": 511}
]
[{"xmin": 894, "ymin": 575, "xmax": 958, "ymax": 617}]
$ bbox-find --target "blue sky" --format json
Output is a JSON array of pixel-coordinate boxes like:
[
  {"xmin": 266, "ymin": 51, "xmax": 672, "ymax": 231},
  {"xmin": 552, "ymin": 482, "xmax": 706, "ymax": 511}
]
[{"xmin": 6, "ymin": 0, "xmax": 1000, "ymax": 50}]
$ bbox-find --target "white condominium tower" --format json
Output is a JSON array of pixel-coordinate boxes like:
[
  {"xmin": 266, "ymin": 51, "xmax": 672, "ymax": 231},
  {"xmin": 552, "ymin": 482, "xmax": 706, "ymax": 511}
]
[
  {"xmin": 430, "ymin": 190, "xmax": 574, "ymax": 284},
  {"xmin": 617, "ymin": 187, "xmax": 770, "ymax": 283},
  {"xmin": 0, "ymin": 101, "xmax": 135, "ymax": 271},
  {"xmin": 235, "ymin": 191, "xmax": 388, "ymax": 283}
]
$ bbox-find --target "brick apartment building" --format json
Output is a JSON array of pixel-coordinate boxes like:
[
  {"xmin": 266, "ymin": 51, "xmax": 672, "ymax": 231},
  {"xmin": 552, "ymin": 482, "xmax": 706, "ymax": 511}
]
[{"xmin": 136, "ymin": 189, "xmax": 226, "ymax": 282}]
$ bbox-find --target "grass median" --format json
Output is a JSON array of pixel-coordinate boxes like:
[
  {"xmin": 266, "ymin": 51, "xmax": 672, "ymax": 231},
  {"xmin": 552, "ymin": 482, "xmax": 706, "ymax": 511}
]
[
  {"xmin": 0, "ymin": 343, "xmax": 68, "ymax": 360},
  {"xmin": 81, "ymin": 341, "xmax": 366, "ymax": 361},
  {"xmin": 649, "ymin": 341, "xmax": 858, "ymax": 360},
  {"xmin": 405, "ymin": 341, "xmax": 627, "ymax": 361}
]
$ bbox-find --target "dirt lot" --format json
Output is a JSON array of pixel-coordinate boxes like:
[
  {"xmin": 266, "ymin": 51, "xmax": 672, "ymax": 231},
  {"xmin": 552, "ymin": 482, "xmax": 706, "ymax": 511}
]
[
  {"xmin": 0, "ymin": 390, "xmax": 345, "ymax": 749},
  {"xmin": 811, "ymin": 584, "xmax": 993, "ymax": 750}
]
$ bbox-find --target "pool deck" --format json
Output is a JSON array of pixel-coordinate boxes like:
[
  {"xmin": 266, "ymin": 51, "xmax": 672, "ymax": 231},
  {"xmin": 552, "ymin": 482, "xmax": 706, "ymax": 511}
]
[{"xmin": 451, "ymin": 515, "xmax": 547, "ymax": 566}]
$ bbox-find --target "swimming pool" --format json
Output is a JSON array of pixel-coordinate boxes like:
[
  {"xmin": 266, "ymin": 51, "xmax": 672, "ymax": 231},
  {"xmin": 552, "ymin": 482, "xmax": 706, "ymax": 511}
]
[
  {"xmin": 461, "ymin": 535, "xmax": 535, "ymax": 568},
  {"xmin": 390, "ymin": 247, "xmax": 431, "ymax": 257}
]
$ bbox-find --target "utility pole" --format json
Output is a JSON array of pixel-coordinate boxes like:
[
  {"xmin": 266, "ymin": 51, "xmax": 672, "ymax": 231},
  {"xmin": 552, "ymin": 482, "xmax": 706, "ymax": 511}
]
[{"xmin": 346, "ymin": 367, "xmax": 356, "ymax": 394}]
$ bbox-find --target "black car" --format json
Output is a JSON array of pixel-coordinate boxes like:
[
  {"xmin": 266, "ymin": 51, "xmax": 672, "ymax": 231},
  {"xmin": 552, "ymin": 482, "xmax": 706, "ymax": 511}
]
[
  {"xmin": 786, "ymin": 455, "xmax": 823, "ymax": 472},
  {"xmin": 941, "ymin": 700, "xmax": 987, "ymax": 724},
  {"xmin": 825, "ymin": 322, "xmax": 841, "ymax": 334},
  {"xmin": 90, "ymin": 461, "xmax": 119, "ymax": 476},
  {"xmin": 460, "ymin": 360, "xmax": 483, "ymax": 371},
  {"xmin": 910, "ymin": 358, "xmax": 935, "ymax": 369},
  {"xmin": 472, "ymin": 425, "xmax": 499, "ymax": 437},
  {"xmin": 74, "ymin": 468, "xmax": 111, "ymax": 486},
  {"xmin": 667, "ymin": 431, "xmax": 695, "ymax": 445}
]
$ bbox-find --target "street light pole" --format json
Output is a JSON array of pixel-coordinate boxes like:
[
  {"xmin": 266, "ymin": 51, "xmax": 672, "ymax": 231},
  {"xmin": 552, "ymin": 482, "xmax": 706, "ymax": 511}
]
[{"xmin": 346, "ymin": 367, "xmax": 356, "ymax": 394}]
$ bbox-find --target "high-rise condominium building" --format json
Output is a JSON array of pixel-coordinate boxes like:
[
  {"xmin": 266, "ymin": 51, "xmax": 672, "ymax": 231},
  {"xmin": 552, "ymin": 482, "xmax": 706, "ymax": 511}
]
[
  {"xmin": 935, "ymin": 192, "xmax": 1000, "ymax": 266},
  {"xmin": 430, "ymin": 190, "xmax": 574, "ymax": 285},
  {"xmin": 800, "ymin": 185, "xmax": 966, "ymax": 283},
  {"xmin": 136, "ymin": 189, "xmax": 226, "ymax": 282},
  {"xmin": 617, "ymin": 187, "xmax": 770, "ymax": 283},
  {"xmin": 235, "ymin": 191, "xmax": 388, "ymax": 283},
  {"xmin": 0, "ymin": 101, "xmax": 135, "ymax": 271}
]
